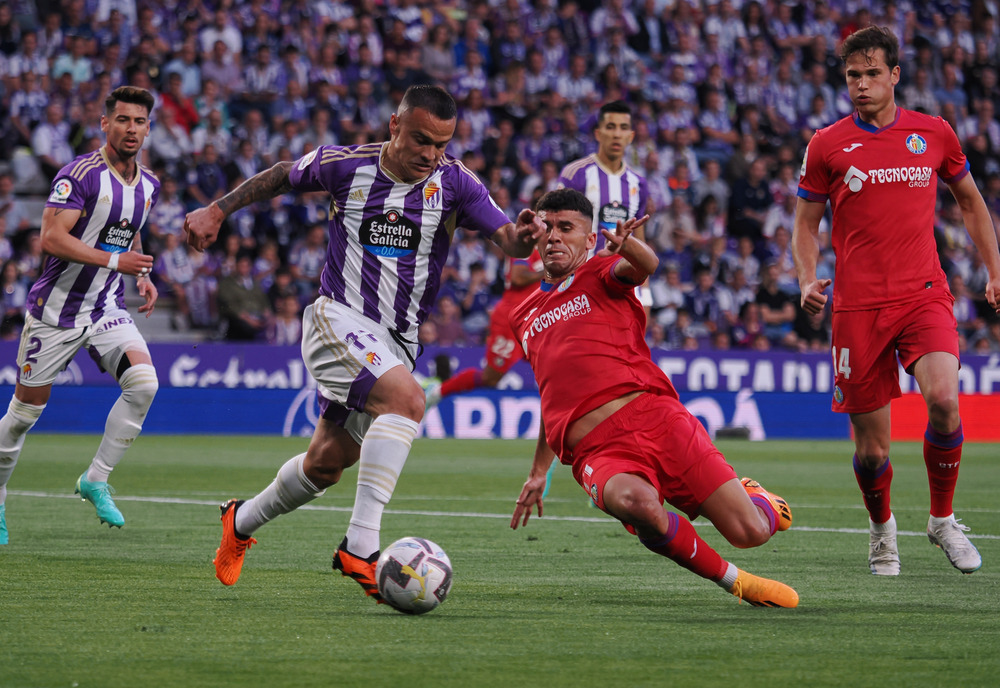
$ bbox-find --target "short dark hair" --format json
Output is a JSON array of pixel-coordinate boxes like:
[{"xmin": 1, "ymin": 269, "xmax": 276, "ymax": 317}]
[
  {"xmin": 597, "ymin": 100, "xmax": 632, "ymax": 127},
  {"xmin": 399, "ymin": 85, "xmax": 457, "ymax": 121},
  {"xmin": 105, "ymin": 86, "xmax": 155, "ymax": 116},
  {"xmin": 840, "ymin": 25, "xmax": 899, "ymax": 69},
  {"xmin": 536, "ymin": 188, "xmax": 594, "ymax": 221}
]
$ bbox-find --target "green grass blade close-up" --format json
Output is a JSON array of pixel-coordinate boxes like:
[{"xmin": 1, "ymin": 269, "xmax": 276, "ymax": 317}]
[{"xmin": 2, "ymin": 435, "xmax": 998, "ymax": 688}]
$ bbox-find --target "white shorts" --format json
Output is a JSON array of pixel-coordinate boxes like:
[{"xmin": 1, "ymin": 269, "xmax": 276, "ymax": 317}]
[
  {"xmin": 301, "ymin": 296, "xmax": 418, "ymax": 443},
  {"xmin": 16, "ymin": 310, "xmax": 151, "ymax": 387}
]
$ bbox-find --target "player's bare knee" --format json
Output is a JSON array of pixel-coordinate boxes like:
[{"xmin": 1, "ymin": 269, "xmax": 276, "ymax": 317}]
[
  {"xmin": 926, "ymin": 396, "xmax": 959, "ymax": 432},
  {"xmin": 608, "ymin": 490, "xmax": 662, "ymax": 531}
]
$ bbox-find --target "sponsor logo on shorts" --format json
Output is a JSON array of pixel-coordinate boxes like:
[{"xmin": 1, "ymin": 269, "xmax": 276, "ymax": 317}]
[
  {"xmin": 48, "ymin": 178, "xmax": 73, "ymax": 204},
  {"xmin": 833, "ymin": 385, "xmax": 844, "ymax": 404},
  {"xmin": 584, "ymin": 464, "xmax": 593, "ymax": 477}
]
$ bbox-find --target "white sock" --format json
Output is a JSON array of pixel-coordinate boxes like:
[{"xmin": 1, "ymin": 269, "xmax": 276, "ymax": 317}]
[
  {"xmin": 345, "ymin": 414, "xmax": 420, "ymax": 558},
  {"xmin": 716, "ymin": 562, "xmax": 739, "ymax": 591},
  {"xmin": 0, "ymin": 397, "xmax": 45, "ymax": 504},
  {"xmin": 235, "ymin": 453, "xmax": 325, "ymax": 536},
  {"xmin": 86, "ymin": 364, "xmax": 158, "ymax": 483}
]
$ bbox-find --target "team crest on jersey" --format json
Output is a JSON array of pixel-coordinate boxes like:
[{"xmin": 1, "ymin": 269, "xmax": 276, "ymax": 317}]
[
  {"xmin": 365, "ymin": 351, "xmax": 381, "ymax": 366},
  {"xmin": 423, "ymin": 182, "xmax": 441, "ymax": 209},
  {"xmin": 360, "ymin": 209, "xmax": 419, "ymax": 258},
  {"xmin": 98, "ymin": 218, "xmax": 137, "ymax": 253},
  {"xmin": 905, "ymin": 134, "xmax": 927, "ymax": 154},
  {"xmin": 48, "ymin": 178, "xmax": 73, "ymax": 204},
  {"xmin": 557, "ymin": 274, "xmax": 575, "ymax": 292}
]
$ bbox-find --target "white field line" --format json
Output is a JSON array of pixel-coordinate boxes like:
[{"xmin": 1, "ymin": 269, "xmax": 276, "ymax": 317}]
[{"xmin": 10, "ymin": 490, "xmax": 1000, "ymax": 540}]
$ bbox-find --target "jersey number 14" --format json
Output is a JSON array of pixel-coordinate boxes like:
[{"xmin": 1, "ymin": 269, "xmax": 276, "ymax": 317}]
[{"xmin": 833, "ymin": 346, "xmax": 852, "ymax": 380}]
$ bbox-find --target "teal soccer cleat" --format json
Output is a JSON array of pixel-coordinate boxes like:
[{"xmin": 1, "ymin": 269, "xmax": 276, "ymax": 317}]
[
  {"xmin": 75, "ymin": 474, "xmax": 125, "ymax": 528},
  {"xmin": 0, "ymin": 503, "xmax": 7, "ymax": 544}
]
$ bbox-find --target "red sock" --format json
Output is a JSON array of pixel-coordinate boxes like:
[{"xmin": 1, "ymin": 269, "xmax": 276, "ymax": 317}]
[
  {"xmin": 853, "ymin": 454, "xmax": 893, "ymax": 524},
  {"xmin": 440, "ymin": 369, "xmax": 482, "ymax": 397},
  {"xmin": 924, "ymin": 422, "xmax": 963, "ymax": 518},
  {"xmin": 640, "ymin": 512, "xmax": 728, "ymax": 582}
]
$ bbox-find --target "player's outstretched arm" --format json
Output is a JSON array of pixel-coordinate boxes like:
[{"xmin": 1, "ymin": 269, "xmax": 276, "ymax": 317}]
[
  {"xmin": 792, "ymin": 197, "xmax": 831, "ymax": 315},
  {"xmin": 511, "ymin": 420, "xmax": 557, "ymax": 530},
  {"xmin": 605, "ymin": 215, "xmax": 657, "ymax": 283},
  {"xmin": 40, "ymin": 207, "xmax": 154, "ymax": 276},
  {"xmin": 492, "ymin": 208, "xmax": 546, "ymax": 259},
  {"xmin": 950, "ymin": 174, "xmax": 1000, "ymax": 312},
  {"xmin": 184, "ymin": 161, "xmax": 294, "ymax": 252}
]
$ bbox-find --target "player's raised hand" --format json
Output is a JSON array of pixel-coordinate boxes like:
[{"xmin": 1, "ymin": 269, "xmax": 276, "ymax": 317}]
[
  {"xmin": 184, "ymin": 204, "xmax": 225, "ymax": 252},
  {"xmin": 514, "ymin": 208, "xmax": 546, "ymax": 246},
  {"xmin": 511, "ymin": 474, "xmax": 546, "ymax": 530},
  {"xmin": 601, "ymin": 214, "xmax": 650, "ymax": 255},
  {"xmin": 800, "ymin": 278, "xmax": 832, "ymax": 315},
  {"xmin": 114, "ymin": 250, "xmax": 154, "ymax": 277}
]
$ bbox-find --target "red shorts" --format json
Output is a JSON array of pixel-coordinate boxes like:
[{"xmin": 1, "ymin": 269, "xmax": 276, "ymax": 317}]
[
  {"xmin": 568, "ymin": 393, "xmax": 737, "ymax": 523},
  {"xmin": 483, "ymin": 296, "xmax": 524, "ymax": 375},
  {"xmin": 831, "ymin": 289, "xmax": 958, "ymax": 414}
]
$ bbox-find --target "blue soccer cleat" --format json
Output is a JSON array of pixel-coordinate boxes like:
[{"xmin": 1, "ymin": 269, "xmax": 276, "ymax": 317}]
[
  {"xmin": 75, "ymin": 473, "xmax": 125, "ymax": 528},
  {"xmin": 0, "ymin": 503, "xmax": 8, "ymax": 545}
]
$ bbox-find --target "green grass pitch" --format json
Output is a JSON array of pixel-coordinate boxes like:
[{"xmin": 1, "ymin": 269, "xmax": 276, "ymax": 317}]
[{"xmin": 1, "ymin": 435, "xmax": 998, "ymax": 687}]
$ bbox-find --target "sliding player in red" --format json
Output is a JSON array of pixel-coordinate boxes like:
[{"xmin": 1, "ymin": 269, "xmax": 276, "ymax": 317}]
[{"xmin": 510, "ymin": 189, "xmax": 798, "ymax": 607}]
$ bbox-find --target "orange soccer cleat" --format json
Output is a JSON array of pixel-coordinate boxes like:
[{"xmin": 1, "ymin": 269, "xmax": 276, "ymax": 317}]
[
  {"xmin": 214, "ymin": 499, "xmax": 257, "ymax": 586},
  {"xmin": 729, "ymin": 569, "xmax": 799, "ymax": 608},
  {"xmin": 332, "ymin": 537, "xmax": 384, "ymax": 603},
  {"xmin": 741, "ymin": 477, "xmax": 793, "ymax": 531}
]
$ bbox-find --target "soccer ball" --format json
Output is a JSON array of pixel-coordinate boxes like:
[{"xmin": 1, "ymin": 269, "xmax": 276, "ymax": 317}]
[{"xmin": 375, "ymin": 537, "xmax": 453, "ymax": 615}]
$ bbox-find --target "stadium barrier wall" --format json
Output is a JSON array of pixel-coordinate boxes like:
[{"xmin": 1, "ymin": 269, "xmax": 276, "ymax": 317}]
[{"xmin": 3, "ymin": 342, "xmax": 1000, "ymax": 441}]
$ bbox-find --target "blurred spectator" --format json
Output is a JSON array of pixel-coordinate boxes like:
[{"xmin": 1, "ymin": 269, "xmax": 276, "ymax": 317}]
[
  {"xmin": 217, "ymin": 252, "xmax": 272, "ymax": 341},
  {"xmin": 266, "ymin": 292, "xmax": 302, "ymax": 346},
  {"xmin": 146, "ymin": 175, "xmax": 186, "ymax": 255},
  {"xmin": 154, "ymin": 231, "xmax": 196, "ymax": 331},
  {"xmin": 288, "ymin": 224, "xmax": 326, "ymax": 304},
  {"xmin": 430, "ymin": 294, "xmax": 469, "ymax": 347},
  {"xmin": 727, "ymin": 157, "xmax": 772, "ymax": 243},
  {"xmin": 160, "ymin": 71, "xmax": 200, "ymax": 134},
  {"xmin": 0, "ymin": 173, "xmax": 32, "ymax": 241},
  {"xmin": 31, "ymin": 102, "xmax": 75, "ymax": 181},
  {"xmin": 146, "ymin": 106, "xmax": 193, "ymax": 180},
  {"xmin": 186, "ymin": 142, "xmax": 227, "ymax": 211},
  {"xmin": 756, "ymin": 260, "xmax": 798, "ymax": 349},
  {"xmin": 0, "ymin": 259, "xmax": 27, "ymax": 337}
]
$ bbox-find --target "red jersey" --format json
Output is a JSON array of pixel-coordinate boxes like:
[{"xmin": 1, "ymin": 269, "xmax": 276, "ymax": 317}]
[
  {"xmin": 509, "ymin": 255, "xmax": 677, "ymax": 459},
  {"xmin": 797, "ymin": 108, "xmax": 969, "ymax": 311}
]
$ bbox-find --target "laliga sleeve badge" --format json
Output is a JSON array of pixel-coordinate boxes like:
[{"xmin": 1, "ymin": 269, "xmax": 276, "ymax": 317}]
[{"xmin": 48, "ymin": 178, "xmax": 73, "ymax": 204}]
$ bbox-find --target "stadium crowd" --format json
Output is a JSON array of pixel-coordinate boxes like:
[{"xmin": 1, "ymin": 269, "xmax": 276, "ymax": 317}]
[{"xmin": 1, "ymin": 0, "xmax": 999, "ymax": 353}]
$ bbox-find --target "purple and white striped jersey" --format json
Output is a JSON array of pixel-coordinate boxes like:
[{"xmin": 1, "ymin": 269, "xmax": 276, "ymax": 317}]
[
  {"xmin": 558, "ymin": 153, "xmax": 651, "ymax": 253},
  {"xmin": 29, "ymin": 148, "xmax": 160, "ymax": 328},
  {"xmin": 289, "ymin": 142, "xmax": 510, "ymax": 340}
]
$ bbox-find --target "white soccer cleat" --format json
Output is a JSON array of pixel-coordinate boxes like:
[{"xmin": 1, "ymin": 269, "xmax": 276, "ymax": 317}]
[
  {"xmin": 927, "ymin": 514, "xmax": 982, "ymax": 574},
  {"xmin": 869, "ymin": 514, "xmax": 900, "ymax": 576},
  {"xmin": 422, "ymin": 379, "xmax": 442, "ymax": 411}
]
